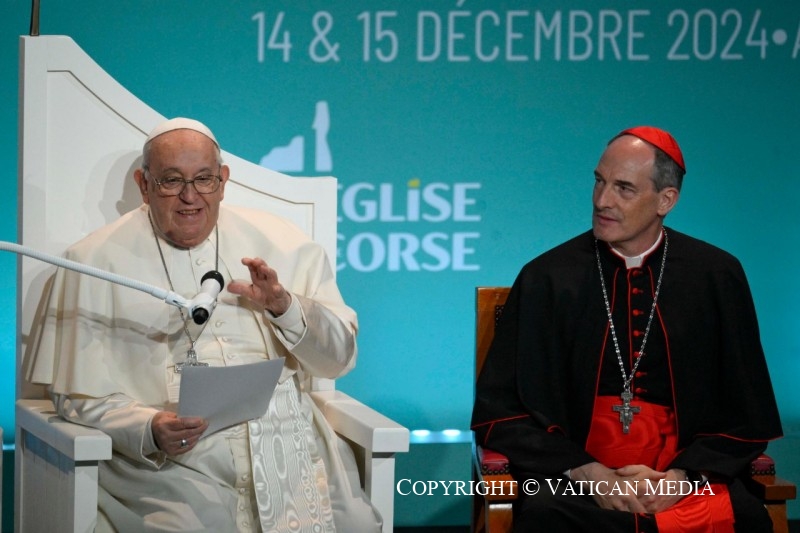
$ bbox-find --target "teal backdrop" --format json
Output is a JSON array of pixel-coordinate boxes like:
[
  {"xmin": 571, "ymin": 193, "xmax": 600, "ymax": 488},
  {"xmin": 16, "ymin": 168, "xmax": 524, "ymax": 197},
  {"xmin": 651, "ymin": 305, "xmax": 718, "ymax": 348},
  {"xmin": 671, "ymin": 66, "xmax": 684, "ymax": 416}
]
[{"xmin": 1, "ymin": 0, "xmax": 799, "ymax": 528}]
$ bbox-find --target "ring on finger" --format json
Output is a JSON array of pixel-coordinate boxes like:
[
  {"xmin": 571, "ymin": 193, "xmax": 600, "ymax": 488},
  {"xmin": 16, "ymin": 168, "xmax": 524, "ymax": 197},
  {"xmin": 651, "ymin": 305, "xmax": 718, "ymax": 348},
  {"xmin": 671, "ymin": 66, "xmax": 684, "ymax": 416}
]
[{"xmin": 180, "ymin": 438, "xmax": 188, "ymax": 448}]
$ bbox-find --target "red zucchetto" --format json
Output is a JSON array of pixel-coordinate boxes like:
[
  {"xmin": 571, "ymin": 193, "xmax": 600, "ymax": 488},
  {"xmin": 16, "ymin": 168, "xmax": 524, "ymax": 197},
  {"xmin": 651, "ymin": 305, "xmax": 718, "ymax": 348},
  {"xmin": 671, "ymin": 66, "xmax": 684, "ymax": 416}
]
[{"xmin": 619, "ymin": 126, "xmax": 685, "ymax": 172}]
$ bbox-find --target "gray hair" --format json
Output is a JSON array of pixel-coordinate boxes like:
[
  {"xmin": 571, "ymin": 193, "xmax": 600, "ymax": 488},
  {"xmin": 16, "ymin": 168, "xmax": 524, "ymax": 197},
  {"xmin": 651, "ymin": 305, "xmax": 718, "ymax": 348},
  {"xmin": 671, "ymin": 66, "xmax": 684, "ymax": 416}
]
[
  {"xmin": 652, "ymin": 148, "xmax": 684, "ymax": 192},
  {"xmin": 609, "ymin": 133, "xmax": 685, "ymax": 192}
]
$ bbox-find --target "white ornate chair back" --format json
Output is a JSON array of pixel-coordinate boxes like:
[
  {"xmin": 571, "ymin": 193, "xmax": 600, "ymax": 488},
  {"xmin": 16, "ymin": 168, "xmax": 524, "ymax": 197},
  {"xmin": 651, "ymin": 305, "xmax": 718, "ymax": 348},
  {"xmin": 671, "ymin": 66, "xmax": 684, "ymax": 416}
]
[{"xmin": 17, "ymin": 35, "xmax": 338, "ymax": 400}]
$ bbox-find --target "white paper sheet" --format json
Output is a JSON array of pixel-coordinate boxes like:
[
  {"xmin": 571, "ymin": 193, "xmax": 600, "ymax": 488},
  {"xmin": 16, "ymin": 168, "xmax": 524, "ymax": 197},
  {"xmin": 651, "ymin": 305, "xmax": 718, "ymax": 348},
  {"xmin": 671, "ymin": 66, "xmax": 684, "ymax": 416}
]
[{"xmin": 177, "ymin": 358, "xmax": 285, "ymax": 435}]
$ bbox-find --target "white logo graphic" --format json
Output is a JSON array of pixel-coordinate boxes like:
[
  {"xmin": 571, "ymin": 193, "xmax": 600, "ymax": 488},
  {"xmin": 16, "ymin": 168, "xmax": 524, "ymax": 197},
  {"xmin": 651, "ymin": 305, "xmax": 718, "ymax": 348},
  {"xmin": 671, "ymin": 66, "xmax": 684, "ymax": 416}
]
[
  {"xmin": 258, "ymin": 101, "xmax": 482, "ymax": 272},
  {"xmin": 260, "ymin": 101, "xmax": 331, "ymax": 172}
]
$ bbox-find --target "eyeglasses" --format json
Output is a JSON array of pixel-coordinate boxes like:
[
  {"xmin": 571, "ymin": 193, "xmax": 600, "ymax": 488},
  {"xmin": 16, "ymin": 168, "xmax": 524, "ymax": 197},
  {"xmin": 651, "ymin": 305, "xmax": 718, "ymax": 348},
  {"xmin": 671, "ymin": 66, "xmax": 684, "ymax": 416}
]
[{"xmin": 145, "ymin": 168, "xmax": 222, "ymax": 196}]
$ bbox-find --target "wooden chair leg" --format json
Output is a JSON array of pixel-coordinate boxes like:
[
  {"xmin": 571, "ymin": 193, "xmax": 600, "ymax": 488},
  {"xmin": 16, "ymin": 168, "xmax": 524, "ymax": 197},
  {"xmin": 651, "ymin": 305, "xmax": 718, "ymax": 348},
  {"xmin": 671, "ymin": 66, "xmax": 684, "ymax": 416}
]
[
  {"xmin": 743, "ymin": 472, "xmax": 796, "ymax": 533},
  {"xmin": 486, "ymin": 501, "xmax": 514, "ymax": 533},
  {"xmin": 765, "ymin": 502, "xmax": 788, "ymax": 533}
]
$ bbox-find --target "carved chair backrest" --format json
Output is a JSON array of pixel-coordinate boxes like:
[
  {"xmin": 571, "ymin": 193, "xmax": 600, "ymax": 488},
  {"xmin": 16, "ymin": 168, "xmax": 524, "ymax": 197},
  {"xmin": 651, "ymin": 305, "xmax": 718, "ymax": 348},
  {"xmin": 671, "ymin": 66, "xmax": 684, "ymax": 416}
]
[{"xmin": 475, "ymin": 287, "xmax": 510, "ymax": 379}]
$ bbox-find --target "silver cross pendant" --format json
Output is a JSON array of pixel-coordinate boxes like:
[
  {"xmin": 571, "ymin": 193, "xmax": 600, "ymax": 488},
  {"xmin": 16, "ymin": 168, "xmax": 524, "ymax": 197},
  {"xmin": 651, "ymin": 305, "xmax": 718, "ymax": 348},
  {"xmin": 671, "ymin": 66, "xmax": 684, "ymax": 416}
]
[
  {"xmin": 174, "ymin": 347, "xmax": 209, "ymax": 373},
  {"xmin": 612, "ymin": 390, "xmax": 641, "ymax": 434}
]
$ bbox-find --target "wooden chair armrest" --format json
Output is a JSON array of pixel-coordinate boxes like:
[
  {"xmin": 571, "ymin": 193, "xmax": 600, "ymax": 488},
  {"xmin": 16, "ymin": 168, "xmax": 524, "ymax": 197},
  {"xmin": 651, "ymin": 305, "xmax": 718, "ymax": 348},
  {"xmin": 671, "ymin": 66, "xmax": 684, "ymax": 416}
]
[
  {"xmin": 16, "ymin": 398, "xmax": 112, "ymax": 533},
  {"xmin": 473, "ymin": 445, "xmax": 517, "ymax": 501},
  {"xmin": 309, "ymin": 390, "xmax": 409, "ymax": 453},
  {"xmin": 745, "ymin": 475, "xmax": 797, "ymax": 502},
  {"xmin": 746, "ymin": 454, "xmax": 797, "ymax": 502},
  {"xmin": 16, "ymin": 399, "xmax": 112, "ymax": 461}
]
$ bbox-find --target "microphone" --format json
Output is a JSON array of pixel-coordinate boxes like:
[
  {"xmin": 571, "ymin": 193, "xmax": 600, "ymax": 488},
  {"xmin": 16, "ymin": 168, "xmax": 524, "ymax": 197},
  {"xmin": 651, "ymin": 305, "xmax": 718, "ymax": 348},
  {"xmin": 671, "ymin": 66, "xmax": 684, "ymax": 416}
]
[{"xmin": 189, "ymin": 270, "xmax": 225, "ymax": 325}]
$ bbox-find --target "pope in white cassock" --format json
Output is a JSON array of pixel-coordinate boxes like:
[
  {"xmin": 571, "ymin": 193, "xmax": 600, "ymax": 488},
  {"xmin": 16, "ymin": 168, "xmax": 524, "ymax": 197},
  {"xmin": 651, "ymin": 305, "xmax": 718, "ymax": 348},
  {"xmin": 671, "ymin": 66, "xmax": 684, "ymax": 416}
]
[{"xmin": 27, "ymin": 118, "xmax": 382, "ymax": 532}]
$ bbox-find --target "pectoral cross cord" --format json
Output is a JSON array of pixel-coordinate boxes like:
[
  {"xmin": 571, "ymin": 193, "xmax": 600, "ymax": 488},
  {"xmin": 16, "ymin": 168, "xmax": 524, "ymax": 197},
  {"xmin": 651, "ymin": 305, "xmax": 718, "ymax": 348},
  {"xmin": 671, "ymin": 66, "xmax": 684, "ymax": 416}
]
[
  {"xmin": 595, "ymin": 231, "xmax": 668, "ymax": 434},
  {"xmin": 150, "ymin": 214, "xmax": 217, "ymax": 373}
]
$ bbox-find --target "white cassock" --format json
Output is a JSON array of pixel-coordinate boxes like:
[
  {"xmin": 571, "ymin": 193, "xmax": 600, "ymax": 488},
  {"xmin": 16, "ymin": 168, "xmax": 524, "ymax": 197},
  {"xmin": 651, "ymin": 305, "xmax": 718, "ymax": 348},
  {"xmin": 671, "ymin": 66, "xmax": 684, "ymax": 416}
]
[{"xmin": 26, "ymin": 204, "xmax": 382, "ymax": 533}]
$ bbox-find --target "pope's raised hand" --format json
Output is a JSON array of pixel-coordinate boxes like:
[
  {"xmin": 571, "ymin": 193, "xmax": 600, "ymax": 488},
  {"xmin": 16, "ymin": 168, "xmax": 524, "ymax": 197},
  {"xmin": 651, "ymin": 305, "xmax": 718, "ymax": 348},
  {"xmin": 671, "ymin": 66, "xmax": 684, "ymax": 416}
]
[{"xmin": 227, "ymin": 257, "xmax": 292, "ymax": 316}]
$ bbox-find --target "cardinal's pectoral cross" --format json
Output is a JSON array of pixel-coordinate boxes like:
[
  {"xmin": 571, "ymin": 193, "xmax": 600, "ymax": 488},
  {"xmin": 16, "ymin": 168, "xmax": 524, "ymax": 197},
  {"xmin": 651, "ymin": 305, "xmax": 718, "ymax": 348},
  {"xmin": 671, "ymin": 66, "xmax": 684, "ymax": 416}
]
[
  {"xmin": 612, "ymin": 390, "xmax": 640, "ymax": 434},
  {"xmin": 174, "ymin": 347, "xmax": 209, "ymax": 373}
]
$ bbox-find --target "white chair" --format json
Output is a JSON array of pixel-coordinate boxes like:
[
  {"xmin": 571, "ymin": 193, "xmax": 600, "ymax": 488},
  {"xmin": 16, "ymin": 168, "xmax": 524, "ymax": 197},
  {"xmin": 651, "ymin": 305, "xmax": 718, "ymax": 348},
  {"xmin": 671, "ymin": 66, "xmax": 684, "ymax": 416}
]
[{"xmin": 15, "ymin": 34, "xmax": 408, "ymax": 533}]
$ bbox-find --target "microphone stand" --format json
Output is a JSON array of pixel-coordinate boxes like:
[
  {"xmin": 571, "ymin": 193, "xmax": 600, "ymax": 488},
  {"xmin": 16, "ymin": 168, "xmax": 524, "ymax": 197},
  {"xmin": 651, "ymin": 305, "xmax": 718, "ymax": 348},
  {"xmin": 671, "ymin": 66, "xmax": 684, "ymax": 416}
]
[{"xmin": 4, "ymin": 240, "xmax": 193, "ymax": 313}]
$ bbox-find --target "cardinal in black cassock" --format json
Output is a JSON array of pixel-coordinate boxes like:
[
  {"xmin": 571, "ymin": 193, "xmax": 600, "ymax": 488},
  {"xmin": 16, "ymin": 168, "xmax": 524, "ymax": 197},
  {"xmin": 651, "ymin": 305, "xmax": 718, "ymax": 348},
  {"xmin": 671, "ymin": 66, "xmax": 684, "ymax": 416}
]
[{"xmin": 471, "ymin": 127, "xmax": 782, "ymax": 533}]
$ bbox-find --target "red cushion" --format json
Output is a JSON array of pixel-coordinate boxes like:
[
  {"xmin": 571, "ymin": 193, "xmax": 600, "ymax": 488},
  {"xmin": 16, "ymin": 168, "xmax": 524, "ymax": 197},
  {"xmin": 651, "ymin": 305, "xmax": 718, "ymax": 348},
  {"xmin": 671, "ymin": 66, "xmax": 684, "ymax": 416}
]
[
  {"xmin": 750, "ymin": 454, "xmax": 776, "ymax": 476},
  {"xmin": 479, "ymin": 447, "xmax": 510, "ymax": 475}
]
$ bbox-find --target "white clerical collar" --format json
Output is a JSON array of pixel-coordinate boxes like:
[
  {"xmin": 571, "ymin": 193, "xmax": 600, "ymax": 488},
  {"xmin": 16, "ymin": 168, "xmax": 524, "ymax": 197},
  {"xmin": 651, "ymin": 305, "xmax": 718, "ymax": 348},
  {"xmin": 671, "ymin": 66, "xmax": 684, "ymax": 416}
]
[{"xmin": 611, "ymin": 231, "xmax": 664, "ymax": 269}]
